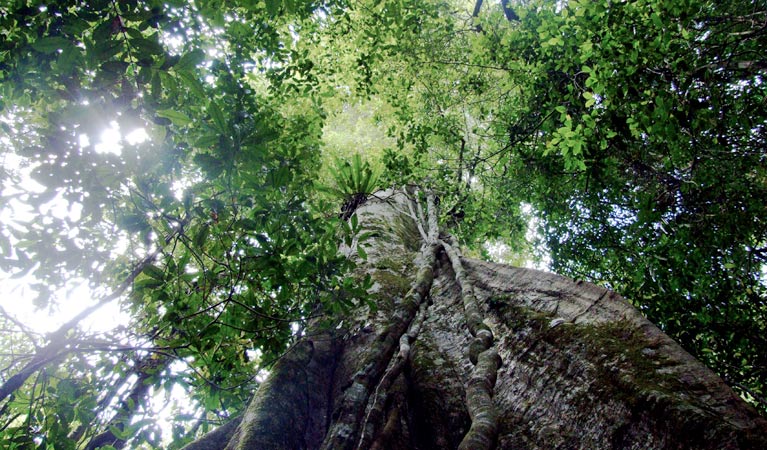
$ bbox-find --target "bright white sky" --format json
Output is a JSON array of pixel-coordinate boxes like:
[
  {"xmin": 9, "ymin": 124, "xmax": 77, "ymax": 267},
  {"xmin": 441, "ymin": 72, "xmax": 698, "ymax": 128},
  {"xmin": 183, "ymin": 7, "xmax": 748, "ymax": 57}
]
[
  {"xmin": 0, "ymin": 122, "xmax": 149, "ymax": 334},
  {"xmin": 0, "ymin": 124, "xmax": 200, "ymax": 445}
]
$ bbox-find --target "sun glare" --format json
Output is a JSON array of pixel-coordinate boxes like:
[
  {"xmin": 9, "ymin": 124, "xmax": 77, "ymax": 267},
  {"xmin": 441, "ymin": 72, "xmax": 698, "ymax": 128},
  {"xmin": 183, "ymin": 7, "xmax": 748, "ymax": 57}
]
[
  {"xmin": 125, "ymin": 127, "xmax": 149, "ymax": 145},
  {"xmin": 95, "ymin": 121, "xmax": 123, "ymax": 155},
  {"xmin": 90, "ymin": 121, "xmax": 149, "ymax": 155},
  {"xmin": 1, "ymin": 118, "xmax": 147, "ymax": 335}
]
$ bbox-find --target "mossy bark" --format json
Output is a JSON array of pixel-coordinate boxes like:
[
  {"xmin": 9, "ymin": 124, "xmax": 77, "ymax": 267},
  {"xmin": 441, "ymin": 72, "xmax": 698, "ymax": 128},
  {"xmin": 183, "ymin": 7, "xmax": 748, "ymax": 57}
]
[{"xmin": 185, "ymin": 190, "xmax": 767, "ymax": 450}]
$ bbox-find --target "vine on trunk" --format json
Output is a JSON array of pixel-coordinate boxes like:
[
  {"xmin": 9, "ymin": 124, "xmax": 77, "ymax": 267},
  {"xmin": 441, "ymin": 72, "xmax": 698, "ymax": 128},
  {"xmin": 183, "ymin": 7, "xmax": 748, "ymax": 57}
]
[
  {"xmin": 443, "ymin": 236, "xmax": 503, "ymax": 450},
  {"xmin": 320, "ymin": 191, "xmax": 441, "ymax": 450}
]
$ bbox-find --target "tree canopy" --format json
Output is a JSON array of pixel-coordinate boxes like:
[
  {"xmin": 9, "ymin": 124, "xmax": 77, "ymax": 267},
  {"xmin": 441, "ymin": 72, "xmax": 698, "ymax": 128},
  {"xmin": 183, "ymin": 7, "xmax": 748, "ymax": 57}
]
[{"xmin": 1, "ymin": 0, "xmax": 766, "ymax": 447}]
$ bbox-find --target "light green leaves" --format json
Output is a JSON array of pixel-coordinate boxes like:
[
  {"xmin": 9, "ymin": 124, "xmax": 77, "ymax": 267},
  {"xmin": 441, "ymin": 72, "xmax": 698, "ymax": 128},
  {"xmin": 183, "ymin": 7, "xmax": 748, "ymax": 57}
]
[
  {"xmin": 321, "ymin": 154, "xmax": 380, "ymax": 200},
  {"xmin": 156, "ymin": 109, "xmax": 193, "ymax": 127},
  {"xmin": 547, "ymin": 121, "xmax": 587, "ymax": 171},
  {"xmin": 583, "ymin": 91, "xmax": 596, "ymax": 108}
]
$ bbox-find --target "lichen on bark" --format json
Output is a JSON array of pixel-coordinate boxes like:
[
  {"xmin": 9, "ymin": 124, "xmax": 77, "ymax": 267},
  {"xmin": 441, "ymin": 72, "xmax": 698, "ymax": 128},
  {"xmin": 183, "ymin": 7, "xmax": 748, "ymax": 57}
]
[{"xmin": 467, "ymin": 259, "xmax": 767, "ymax": 449}]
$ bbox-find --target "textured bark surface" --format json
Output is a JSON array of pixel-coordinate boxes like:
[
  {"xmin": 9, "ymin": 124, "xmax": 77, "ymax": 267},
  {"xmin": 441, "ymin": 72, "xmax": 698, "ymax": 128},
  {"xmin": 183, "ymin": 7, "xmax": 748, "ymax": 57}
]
[{"xmin": 185, "ymin": 189, "xmax": 767, "ymax": 450}]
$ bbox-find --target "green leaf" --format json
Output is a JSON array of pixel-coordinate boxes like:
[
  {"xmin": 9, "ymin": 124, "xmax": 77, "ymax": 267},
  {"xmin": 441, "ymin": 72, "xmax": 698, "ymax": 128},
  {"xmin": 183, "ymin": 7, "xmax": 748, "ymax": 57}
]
[
  {"xmin": 255, "ymin": 233, "xmax": 270, "ymax": 247},
  {"xmin": 194, "ymin": 153, "xmax": 225, "ymax": 178},
  {"xmin": 176, "ymin": 68, "xmax": 207, "ymax": 99},
  {"xmin": 57, "ymin": 44, "xmax": 82, "ymax": 72},
  {"xmin": 118, "ymin": 214, "xmax": 150, "ymax": 233},
  {"xmin": 109, "ymin": 424, "xmax": 132, "ymax": 441},
  {"xmin": 651, "ymin": 13, "xmax": 663, "ymax": 29},
  {"xmin": 193, "ymin": 224, "xmax": 210, "ymax": 248},
  {"xmin": 195, "ymin": 133, "xmax": 220, "ymax": 148},
  {"xmin": 156, "ymin": 109, "xmax": 192, "ymax": 127},
  {"xmin": 130, "ymin": 36, "xmax": 164, "ymax": 56},
  {"xmin": 32, "ymin": 37, "xmax": 70, "ymax": 54},
  {"xmin": 175, "ymin": 49, "xmax": 206, "ymax": 71},
  {"xmin": 208, "ymin": 100, "xmax": 227, "ymax": 133},
  {"xmin": 265, "ymin": 0, "xmax": 281, "ymax": 16},
  {"xmin": 101, "ymin": 61, "xmax": 129, "ymax": 73},
  {"xmin": 142, "ymin": 264, "xmax": 165, "ymax": 280},
  {"xmin": 134, "ymin": 277, "xmax": 165, "ymax": 290},
  {"xmin": 545, "ymin": 36, "xmax": 561, "ymax": 47}
]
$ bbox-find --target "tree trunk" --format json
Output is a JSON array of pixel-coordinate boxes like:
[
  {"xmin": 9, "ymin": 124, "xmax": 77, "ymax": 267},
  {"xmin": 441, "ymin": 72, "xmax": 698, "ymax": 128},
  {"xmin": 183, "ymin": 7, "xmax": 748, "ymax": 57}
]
[{"xmin": 185, "ymin": 189, "xmax": 767, "ymax": 450}]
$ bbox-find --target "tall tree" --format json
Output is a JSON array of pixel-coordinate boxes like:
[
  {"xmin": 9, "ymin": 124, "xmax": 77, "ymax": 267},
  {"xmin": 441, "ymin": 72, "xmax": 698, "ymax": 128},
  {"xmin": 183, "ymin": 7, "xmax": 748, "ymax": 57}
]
[
  {"xmin": 0, "ymin": 0, "xmax": 766, "ymax": 448},
  {"xmin": 185, "ymin": 189, "xmax": 767, "ymax": 449}
]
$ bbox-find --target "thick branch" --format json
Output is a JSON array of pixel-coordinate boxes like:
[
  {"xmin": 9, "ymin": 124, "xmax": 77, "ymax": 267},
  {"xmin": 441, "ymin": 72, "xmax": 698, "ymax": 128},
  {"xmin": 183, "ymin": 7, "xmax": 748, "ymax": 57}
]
[
  {"xmin": 472, "ymin": 0, "xmax": 484, "ymax": 18},
  {"xmin": 181, "ymin": 416, "xmax": 243, "ymax": 450},
  {"xmin": 501, "ymin": 0, "xmax": 519, "ymax": 22}
]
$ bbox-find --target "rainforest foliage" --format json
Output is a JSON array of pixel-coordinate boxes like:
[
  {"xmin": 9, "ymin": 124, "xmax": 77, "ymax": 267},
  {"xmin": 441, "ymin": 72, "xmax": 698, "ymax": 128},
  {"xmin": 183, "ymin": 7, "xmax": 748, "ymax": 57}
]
[{"xmin": 0, "ymin": 0, "xmax": 766, "ymax": 447}]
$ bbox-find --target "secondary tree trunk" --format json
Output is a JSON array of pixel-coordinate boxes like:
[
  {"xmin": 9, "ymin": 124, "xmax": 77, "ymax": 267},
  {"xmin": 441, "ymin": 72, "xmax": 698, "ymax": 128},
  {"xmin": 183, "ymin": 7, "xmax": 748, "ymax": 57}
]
[{"xmin": 185, "ymin": 189, "xmax": 767, "ymax": 450}]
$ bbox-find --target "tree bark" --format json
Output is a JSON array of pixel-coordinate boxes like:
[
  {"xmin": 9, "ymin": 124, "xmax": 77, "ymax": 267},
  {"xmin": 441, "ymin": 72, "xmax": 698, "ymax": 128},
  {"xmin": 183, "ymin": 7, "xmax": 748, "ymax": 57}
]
[{"xmin": 184, "ymin": 189, "xmax": 767, "ymax": 449}]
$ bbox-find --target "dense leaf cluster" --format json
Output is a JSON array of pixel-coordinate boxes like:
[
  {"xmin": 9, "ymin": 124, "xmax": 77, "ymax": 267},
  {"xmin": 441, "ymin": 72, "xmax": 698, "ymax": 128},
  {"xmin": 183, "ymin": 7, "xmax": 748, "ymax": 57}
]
[
  {"xmin": 1, "ymin": 0, "xmax": 766, "ymax": 447},
  {"xmin": 511, "ymin": 0, "xmax": 767, "ymax": 410},
  {"xmin": 0, "ymin": 0, "xmax": 358, "ymax": 447},
  {"xmin": 310, "ymin": 0, "xmax": 767, "ymax": 413}
]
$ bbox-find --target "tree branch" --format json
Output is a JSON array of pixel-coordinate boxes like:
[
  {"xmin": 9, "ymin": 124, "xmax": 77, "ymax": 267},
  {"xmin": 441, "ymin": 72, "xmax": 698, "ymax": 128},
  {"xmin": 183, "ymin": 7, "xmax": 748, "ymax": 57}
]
[
  {"xmin": 501, "ymin": 0, "xmax": 519, "ymax": 22},
  {"xmin": 0, "ymin": 218, "xmax": 188, "ymax": 403},
  {"xmin": 180, "ymin": 415, "xmax": 243, "ymax": 450},
  {"xmin": 472, "ymin": 0, "xmax": 484, "ymax": 18}
]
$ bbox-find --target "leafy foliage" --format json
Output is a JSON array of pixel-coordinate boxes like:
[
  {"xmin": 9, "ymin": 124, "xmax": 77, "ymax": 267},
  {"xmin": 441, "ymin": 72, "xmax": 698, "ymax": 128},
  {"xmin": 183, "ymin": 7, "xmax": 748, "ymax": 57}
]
[
  {"xmin": 306, "ymin": 0, "xmax": 767, "ymax": 412},
  {"xmin": 1, "ymin": 0, "xmax": 766, "ymax": 446},
  {"xmin": 323, "ymin": 154, "xmax": 380, "ymax": 199},
  {"xmin": 1, "ymin": 0, "xmax": 352, "ymax": 447},
  {"xmin": 319, "ymin": 153, "xmax": 380, "ymax": 219},
  {"xmin": 503, "ymin": 0, "xmax": 767, "ymax": 410}
]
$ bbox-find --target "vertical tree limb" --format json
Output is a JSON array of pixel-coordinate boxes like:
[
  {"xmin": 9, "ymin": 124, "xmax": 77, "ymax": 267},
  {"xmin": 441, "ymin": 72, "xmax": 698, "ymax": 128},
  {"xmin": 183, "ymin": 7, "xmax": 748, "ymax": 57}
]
[
  {"xmin": 501, "ymin": 0, "xmax": 519, "ymax": 22},
  {"xmin": 472, "ymin": 0, "xmax": 484, "ymax": 18},
  {"xmin": 356, "ymin": 296, "xmax": 429, "ymax": 449},
  {"xmin": 443, "ymin": 237, "xmax": 502, "ymax": 450}
]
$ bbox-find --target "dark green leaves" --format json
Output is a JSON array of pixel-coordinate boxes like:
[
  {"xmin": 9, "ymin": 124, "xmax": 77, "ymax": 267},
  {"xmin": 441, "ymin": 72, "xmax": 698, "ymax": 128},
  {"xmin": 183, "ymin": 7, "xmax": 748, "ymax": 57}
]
[
  {"xmin": 207, "ymin": 100, "xmax": 228, "ymax": 133},
  {"xmin": 142, "ymin": 264, "xmax": 165, "ymax": 280},
  {"xmin": 176, "ymin": 49, "xmax": 206, "ymax": 71},
  {"xmin": 32, "ymin": 36, "xmax": 71, "ymax": 54},
  {"xmin": 118, "ymin": 214, "xmax": 151, "ymax": 233},
  {"xmin": 128, "ymin": 34, "xmax": 164, "ymax": 56}
]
